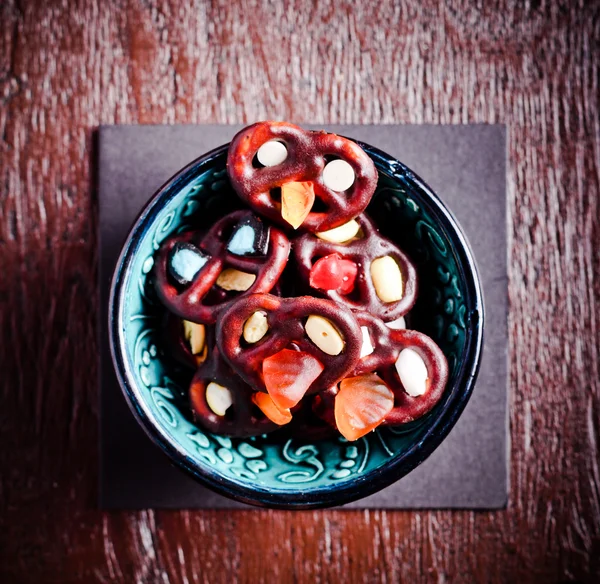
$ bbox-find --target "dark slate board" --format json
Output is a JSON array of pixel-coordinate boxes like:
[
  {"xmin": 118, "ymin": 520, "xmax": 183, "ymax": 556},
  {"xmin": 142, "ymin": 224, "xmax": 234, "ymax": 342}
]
[{"xmin": 99, "ymin": 124, "xmax": 508, "ymax": 509}]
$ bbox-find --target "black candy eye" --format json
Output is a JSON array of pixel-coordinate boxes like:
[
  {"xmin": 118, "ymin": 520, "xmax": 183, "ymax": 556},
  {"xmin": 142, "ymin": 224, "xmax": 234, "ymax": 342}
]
[
  {"xmin": 168, "ymin": 242, "xmax": 210, "ymax": 286},
  {"xmin": 227, "ymin": 215, "xmax": 270, "ymax": 256}
]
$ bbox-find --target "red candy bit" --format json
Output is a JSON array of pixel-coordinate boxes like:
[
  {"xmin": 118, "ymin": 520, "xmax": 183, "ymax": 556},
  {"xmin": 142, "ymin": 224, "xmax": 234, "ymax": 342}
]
[
  {"xmin": 309, "ymin": 253, "xmax": 358, "ymax": 295},
  {"xmin": 293, "ymin": 214, "xmax": 418, "ymax": 322},
  {"xmin": 262, "ymin": 348, "xmax": 325, "ymax": 410},
  {"xmin": 334, "ymin": 373, "xmax": 394, "ymax": 441}
]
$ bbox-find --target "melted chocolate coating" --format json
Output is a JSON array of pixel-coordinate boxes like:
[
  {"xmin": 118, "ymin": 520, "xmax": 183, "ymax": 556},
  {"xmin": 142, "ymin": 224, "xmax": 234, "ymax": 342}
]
[
  {"xmin": 226, "ymin": 121, "xmax": 378, "ymax": 232},
  {"xmin": 356, "ymin": 312, "xmax": 449, "ymax": 424},
  {"xmin": 189, "ymin": 346, "xmax": 279, "ymax": 438},
  {"xmin": 293, "ymin": 214, "xmax": 418, "ymax": 321},
  {"xmin": 315, "ymin": 312, "xmax": 449, "ymax": 428},
  {"xmin": 216, "ymin": 293, "xmax": 362, "ymax": 396},
  {"xmin": 154, "ymin": 210, "xmax": 291, "ymax": 324}
]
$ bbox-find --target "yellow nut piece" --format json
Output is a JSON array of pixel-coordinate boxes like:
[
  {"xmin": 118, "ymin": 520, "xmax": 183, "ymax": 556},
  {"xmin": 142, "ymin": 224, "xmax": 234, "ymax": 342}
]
[
  {"xmin": 216, "ymin": 268, "xmax": 256, "ymax": 291},
  {"xmin": 370, "ymin": 256, "xmax": 403, "ymax": 303},
  {"xmin": 243, "ymin": 311, "xmax": 269, "ymax": 344},
  {"xmin": 316, "ymin": 219, "xmax": 360, "ymax": 244},
  {"xmin": 206, "ymin": 382, "xmax": 233, "ymax": 416},
  {"xmin": 305, "ymin": 315, "xmax": 345, "ymax": 356},
  {"xmin": 183, "ymin": 320, "xmax": 206, "ymax": 355},
  {"xmin": 395, "ymin": 348, "xmax": 429, "ymax": 397}
]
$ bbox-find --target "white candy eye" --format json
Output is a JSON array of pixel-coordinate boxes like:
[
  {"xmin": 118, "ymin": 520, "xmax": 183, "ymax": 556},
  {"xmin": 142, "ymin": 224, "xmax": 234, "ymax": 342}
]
[
  {"xmin": 322, "ymin": 159, "xmax": 355, "ymax": 192},
  {"xmin": 257, "ymin": 140, "xmax": 288, "ymax": 167}
]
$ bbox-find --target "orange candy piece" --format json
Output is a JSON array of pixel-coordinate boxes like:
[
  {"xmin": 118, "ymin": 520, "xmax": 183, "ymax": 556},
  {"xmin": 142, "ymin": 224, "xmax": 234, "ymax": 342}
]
[
  {"xmin": 334, "ymin": 373, "xmax": 394, "ymax": 441},
  {"xmin": 281, "ymin": 181, "xmax": 315, "ymax": 229},
  {"xmin": 262, "ymin": 348, "xmax": 324, "ymax": 410},
  {"xmin": 252, "ymin": 392, "xmax": 293, "ymax": 425}
]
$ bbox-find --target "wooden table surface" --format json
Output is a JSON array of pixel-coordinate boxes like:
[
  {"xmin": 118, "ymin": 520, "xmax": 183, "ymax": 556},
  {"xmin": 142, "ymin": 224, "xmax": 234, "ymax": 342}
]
[{"xmin": 1, "ymin": 1, "xmax": 599, "ymax": 582}]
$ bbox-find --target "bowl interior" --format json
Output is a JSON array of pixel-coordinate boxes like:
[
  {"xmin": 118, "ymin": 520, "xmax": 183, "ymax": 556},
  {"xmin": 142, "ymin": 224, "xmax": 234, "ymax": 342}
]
[{"xmin": 113, "ymin": 147, "xmax": 478, "ymax": 505}]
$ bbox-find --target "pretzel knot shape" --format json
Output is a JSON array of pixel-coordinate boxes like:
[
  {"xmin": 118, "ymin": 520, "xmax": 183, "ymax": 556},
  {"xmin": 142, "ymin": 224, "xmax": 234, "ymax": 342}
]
[
  {"xmin": 217, "ymin": 293, "xmax": 362, "ymax": 397},
  {"xmin": 356, "ymin": 312, "xmax": 448, "ymax": 424},
  {"xmin": 293, "ymin": 214, "xmax": 418, "ymax": 321},
  {"xmin": 189, "ymin": 346, "xmax": 279, "ymax": 438},
  {"xmin": 226, "ymin": 121, "xmax": 378, "ymax": 233},
  {"xmin": 313, "ymin": 312, "xmax": 448, "ymax": 428},
  {"xmin": 154, "ymin": 210, "xmax": 291, "ymax": 324}
]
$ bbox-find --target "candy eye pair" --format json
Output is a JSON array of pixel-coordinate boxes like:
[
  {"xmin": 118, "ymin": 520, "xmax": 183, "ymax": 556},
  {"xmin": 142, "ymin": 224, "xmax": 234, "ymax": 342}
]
[
  {"xmin": 167, "ymin": 214, "xmax": 271, "ymax": 290},
  {"xmin": 168, "ymin": 243, "xmax": 257, "ymax": 292},
  {"xmin": 256, "ymin": 139, "xmax": 356, "ymax": 192}
]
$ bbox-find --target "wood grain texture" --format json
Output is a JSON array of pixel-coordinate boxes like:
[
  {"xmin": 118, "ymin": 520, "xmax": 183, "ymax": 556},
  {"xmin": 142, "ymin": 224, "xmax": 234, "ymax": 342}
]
[{"xmin": 1, "ymin": 0, "xmax": 599, "ymax": 581}]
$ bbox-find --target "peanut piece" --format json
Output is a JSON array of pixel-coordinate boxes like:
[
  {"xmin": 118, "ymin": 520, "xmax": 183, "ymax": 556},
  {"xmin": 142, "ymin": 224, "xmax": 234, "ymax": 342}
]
[
  {"xmin": 243, "ymin": 311, "xmax": 269, "ymax": 344},
  {"xmin": 316, "ymin": 219, "xmax": 360, "ymax": 243},
  {"xmin": 205, "ymin": 382, "xmax": 233, "ymax": 416},
  {"xmin": 370, "ymin": 256, "xmax": 403, "ymax": 303},
  {"xmin": 216, "ymin": 268, "xmax": 256, "ymax": 291},
  {"xmin": 305, "ymin": 315, "xmax": 345, "ymax": 356},
  {"xmin": 183, "ymin": 320, "xmax": 206, "ymax": 355}
]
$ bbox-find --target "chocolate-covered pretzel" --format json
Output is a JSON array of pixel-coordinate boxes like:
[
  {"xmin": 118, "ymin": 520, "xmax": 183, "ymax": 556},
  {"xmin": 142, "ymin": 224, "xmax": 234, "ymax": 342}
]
[
  {"xmin": 217, "ymin": 293, "xmax": 362, "ymax": 396},
  {"xmin": 227, "ymin": 121, "xmax": 378, "ymax": 232},
  {"xmin": 356, "ymin": 312, "xmax": 448, "ymax": 424},
  {"xmin": 189, "ymin": 346, "xmax": 279, "ymax": 437},
  {"xmin": 293, "ymin": 214, "xmax": 418, "ymax": 321},
  {"xmin": 154, "ymin": 210, "xmax": 290, "ymax": 324},
  {"xmin": 313, "ymin": 312, "xmax": 448, "ymax": 428}
]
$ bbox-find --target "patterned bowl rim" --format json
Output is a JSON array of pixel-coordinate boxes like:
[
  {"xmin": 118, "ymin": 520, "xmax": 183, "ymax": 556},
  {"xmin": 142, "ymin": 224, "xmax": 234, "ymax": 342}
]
[{"xmin": 109, "ymin": 140, "xmax": 485, "ymax": 510}]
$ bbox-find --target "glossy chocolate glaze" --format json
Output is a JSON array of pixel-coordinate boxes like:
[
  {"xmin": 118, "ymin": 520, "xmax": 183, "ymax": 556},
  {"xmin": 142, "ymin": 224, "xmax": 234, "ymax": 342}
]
[
  {"xmin": 293, "ymin": 214, "xmax": 418, "ymax": 321},
  {"xmin": 314, "ymin": 311, "xmax": 449, "ymax": 428},
  {"xmin": 189, "ymin": 346, "xmax": 279, "ymax": 438},
  {"xmin": 217, "ymin": 293, "xmax": 362, "ymax": 396},
  {"xmin": 226, "ymin": 121, "xmax": 378, "ymax": 233},
  {"xmin": 154, "ymin": 210, "xmax": 291, "ymax": 324}
]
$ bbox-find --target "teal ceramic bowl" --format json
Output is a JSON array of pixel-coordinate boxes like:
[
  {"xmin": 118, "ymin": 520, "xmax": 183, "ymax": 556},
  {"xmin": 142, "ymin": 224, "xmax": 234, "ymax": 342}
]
[{"xmin": 109, "ymin": 141, "xmax": 484, "ymax": 509}]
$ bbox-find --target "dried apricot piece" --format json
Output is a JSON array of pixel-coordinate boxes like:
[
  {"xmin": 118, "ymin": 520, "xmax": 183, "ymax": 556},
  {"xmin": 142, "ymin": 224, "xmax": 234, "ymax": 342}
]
[
  {"xmin": 252, "ymin": 392, "xmax": 292, "ymax": 425},
  {"xmin": 281, "ymin": 181, "xmax": 315, "ymax": 229},
  {"xmin": 262, "ymin": 348, "xmax": 324, "ymax": 410},
  {"xmin": 334, "ymin": 373, "xmax": 394, "ymax": 441}
]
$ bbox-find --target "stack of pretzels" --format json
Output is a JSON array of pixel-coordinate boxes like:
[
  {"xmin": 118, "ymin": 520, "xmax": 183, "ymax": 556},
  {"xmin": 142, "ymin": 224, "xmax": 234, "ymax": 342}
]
[{"xmin": 154, "ymin": 122, "xmax": 448, "ymax": 440}]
